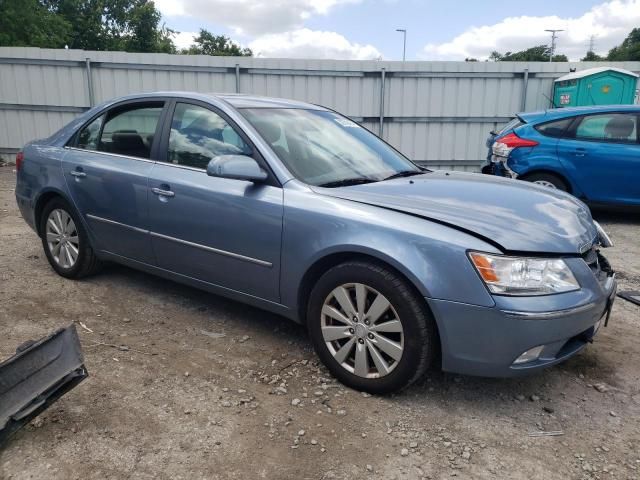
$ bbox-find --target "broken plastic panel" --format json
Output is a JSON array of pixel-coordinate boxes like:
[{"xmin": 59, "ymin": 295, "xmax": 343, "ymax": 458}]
[{"xmin": 0, "ymin": 325, "xmax": 88, "ymax": 447}]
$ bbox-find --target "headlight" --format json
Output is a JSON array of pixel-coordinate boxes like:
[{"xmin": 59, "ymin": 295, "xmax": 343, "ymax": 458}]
[{"xmin": 469, "ymin": 252, "xmax": 579, "ymax": 296}]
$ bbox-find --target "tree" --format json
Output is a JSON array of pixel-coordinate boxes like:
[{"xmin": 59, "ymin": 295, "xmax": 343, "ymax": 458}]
[
  {"xmin": 0, "ymin": 0, "xmax": 70, "ymax": 48},
  {"xmin": 0, "ymin": 0, "xmax": 176, "ymax": 53},
  {"xmin": 582, "ymin": 51, "xmax": 605, "ymax": 61},
  {"xmin": 488, "ymin": 51, "xmax": 503, "ymax": 62},
  {"xmin": 607, "ymin": 27, "xmax": 640, "ymax": 61},
  {"xmin": 183, "ymin": 29, "xmax": 252, "ymax": 56},
  {"xmin": 122, "ymin": 1, "xmax": 176, "ymax": 53},
  {"xmin": 489, "ymin": 45, "xmax": 567, "ymax": 62},
  {"xmin": 54, "ymin": 0, "xmax": 176, "ymax": 52},
  {"xmin": 465, "ymin": 57, "xmax": 478, "ymax": 62}
]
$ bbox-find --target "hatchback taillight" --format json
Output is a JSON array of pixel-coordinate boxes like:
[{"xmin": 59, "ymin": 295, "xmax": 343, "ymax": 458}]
[
  {"xmin": 15, "ymin": 151, "xmax": 24, "ymax": 171},
  {"xmin": 492, "ymin": 132, "xmax": 538, "ymax": 158}
]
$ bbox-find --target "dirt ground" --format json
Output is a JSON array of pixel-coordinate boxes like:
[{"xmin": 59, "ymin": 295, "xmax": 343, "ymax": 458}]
[{"xmin": 0, "ymin": 166, "xmax": 639, "ymax": 480}]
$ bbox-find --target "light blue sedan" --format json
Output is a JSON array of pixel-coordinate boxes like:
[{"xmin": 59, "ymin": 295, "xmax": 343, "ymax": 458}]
[{"xmin": 15, "ymin": 93, "xmax": 616, "ymax": 393}]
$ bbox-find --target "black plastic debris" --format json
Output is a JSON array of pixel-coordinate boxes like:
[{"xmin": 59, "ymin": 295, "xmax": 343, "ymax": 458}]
[
  {"xmin": 0, "ymin": 325, "xmax": 88, "ymax": 447},
  {"xmin": 617, "ymin": 291, "xmax": 640, "ymax": 306}
]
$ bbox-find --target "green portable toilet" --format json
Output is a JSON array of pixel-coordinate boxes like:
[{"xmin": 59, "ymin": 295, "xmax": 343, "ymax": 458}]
[{"xmin": 553, "ymin": 67, "xmax": 638, "ymax": 107}]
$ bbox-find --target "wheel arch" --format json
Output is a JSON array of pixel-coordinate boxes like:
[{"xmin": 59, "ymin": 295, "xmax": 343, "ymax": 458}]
[
  {"xmin": 296, "ymin": 250, "xmax": 443, "ymax": 369},
  {"xmin": 296, "ymin": 250, "xmax": 432, "ymax": 326},
  {"xmin": 33, "ymin": 189, "xmax": 71, "ymax": 237},
  {"xmin": 519, "ymin": 169, "xmax": 574, "ymax": 193}
]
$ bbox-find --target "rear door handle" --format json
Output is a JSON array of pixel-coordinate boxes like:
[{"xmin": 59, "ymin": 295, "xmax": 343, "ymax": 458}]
[
  {"xmin": 151, "ymin": 187, "xmax": 175, "ymax": 197},
  {"xmin": 70, "ymin": 170, "xmax": 86, "ymax": 178},
  {"xmin": 574, "ymin": 148, "xmax": 587, "ymax": 157}
]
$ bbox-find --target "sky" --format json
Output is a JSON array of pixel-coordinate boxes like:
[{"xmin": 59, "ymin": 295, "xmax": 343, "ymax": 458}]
[{"xmin": 154, "ymin": 0, "xmax": 640, "ymax": 61}]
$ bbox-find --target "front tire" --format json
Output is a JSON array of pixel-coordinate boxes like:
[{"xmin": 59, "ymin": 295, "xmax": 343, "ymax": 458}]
[
  {"xmin": 40, "ymin": 198, "xmax": 102, "ymax": 279},
  {"xmin": 307, "ymin": 261, "xmax": 437, "ymax": 393}
]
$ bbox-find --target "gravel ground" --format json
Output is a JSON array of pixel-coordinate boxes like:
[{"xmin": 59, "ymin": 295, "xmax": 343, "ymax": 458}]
[{"xmin": 0, "ymin": 166, "xmax": 639, "ymax": 480}]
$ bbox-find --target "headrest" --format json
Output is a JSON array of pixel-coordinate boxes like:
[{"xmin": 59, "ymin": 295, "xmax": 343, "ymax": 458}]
[
  {"xmin": 604, "ymin": 116, "xmax": 635, "ymax": 139},
  {"xmin": 112, "ymin": 131, "xmax": 145, "ymax": 149},
  {"xmin": 252, "ymin": 120, "xmax": 282, "ymax": 144}
]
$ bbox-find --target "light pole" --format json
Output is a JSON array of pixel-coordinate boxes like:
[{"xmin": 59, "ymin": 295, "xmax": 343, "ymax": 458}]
[
  {"xmin": 545, "ymin": 29, "xmax": 564, "ymax": 62},
  {"xmin": 396, "ymin": 29, "xmax": 407, "ymax": 61}
]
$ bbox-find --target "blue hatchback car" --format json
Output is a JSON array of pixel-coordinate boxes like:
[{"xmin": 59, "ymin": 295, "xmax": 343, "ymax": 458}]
[
  {"xmin": 15, "ymin": 93, "xmax": 617, "ymax": 393},
  {"xmin": 487, "ymin": 105, "xmax": 640, "ymax": 207}
]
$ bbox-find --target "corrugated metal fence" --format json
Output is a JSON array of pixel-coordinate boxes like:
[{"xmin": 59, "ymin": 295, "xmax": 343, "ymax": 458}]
[{"xmin": 1, "ymin": 47, "xmax": 639, "ymax": 169}]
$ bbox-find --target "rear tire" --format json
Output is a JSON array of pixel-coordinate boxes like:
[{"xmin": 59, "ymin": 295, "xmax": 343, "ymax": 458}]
[
  {"xmin": 523, "ymin": 172, "xmax": 568, "ymax": 191},
  {"xmin": 40, "ymin": 197, "xmax": 102, "ymax": 279},
  {"xmin": 307, "ymin": 261, "xmax": 437, "ymax": 394}
]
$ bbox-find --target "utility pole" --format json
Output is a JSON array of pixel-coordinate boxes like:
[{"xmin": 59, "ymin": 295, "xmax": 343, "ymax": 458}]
[
  {"xmin": 588, "ymin": 35, "xmax": 596, "ymax": 53},
  {"xmin": 396, "ymin": 29, "xmax": 407, "ymax": 61},
  {"xmin": 545, "ymin": 29, "xmax": 564, "ymax": 62}
]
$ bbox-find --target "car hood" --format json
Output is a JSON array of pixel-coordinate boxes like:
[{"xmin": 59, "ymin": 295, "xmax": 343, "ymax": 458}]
[{"xmin": 313, "ymin": 171, "xmax": 597, "ymax": 254}]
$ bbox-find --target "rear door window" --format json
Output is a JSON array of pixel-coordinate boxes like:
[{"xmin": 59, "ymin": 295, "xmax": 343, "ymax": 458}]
[
  {"xmin": 76, "ymin": 114, "xmax": 105, "ymax": 150},
  {"xmin": 98, "ymin": 104, "xmax": 164, "ymax": 158},
  {"xmin": 573, "ymin": 113, "xmax": 638, "ymax": 143}
]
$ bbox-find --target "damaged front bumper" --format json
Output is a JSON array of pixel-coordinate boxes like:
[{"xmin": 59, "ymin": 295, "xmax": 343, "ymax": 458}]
[{"xmin": 0, "ymin": 325, "xmax": 88, "ymax": 447}]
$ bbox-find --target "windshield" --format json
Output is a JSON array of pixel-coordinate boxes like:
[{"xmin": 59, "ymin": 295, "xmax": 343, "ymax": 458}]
[{"xmin": 241, "ymin": 108, "xmax": 421, "ymax": 187}]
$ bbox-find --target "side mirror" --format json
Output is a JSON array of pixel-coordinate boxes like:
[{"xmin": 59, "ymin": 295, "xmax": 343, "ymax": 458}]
[{"xmin": 206, "ymin": 155, "xmax": 268, "ymax": 183}]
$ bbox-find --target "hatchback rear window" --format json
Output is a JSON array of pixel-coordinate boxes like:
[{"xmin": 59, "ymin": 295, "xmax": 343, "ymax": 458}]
[{"xmin": 534, "ymin": 118, "xmax": 573, "ymax": 138}]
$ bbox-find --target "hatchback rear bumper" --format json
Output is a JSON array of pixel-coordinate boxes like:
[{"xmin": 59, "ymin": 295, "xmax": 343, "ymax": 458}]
[{"xmin": 427, "ymin": 275, "xmax": 616, "ymax": 377}]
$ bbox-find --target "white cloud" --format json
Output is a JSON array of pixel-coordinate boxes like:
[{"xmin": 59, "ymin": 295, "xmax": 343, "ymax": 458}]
[
  {"xmin": 249, "ymin": 28, "xmax": 382, "ymax": 60},
  {"xmin": 172, "ymin": 31, "xmax": 197, "ymax": 50},
  {"xmin": 155, "ymin": 0, "xmax": 361, "ymax": 35},
  {"xmin": 421, "ymin": 0, "xmax": 640, "ymax": 61}
]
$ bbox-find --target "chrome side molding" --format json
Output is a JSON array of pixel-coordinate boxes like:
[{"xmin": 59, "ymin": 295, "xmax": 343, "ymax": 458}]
[{"xmin": 86, "ymin": 214, "xmax": 272, "ymax": 268}]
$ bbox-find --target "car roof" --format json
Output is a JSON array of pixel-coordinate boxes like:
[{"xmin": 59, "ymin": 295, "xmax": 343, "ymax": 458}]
[
  {"xmin": 215, "ymin": 94, "xmax": 325, "ymax": 109},
  {"xmin": 100, "ymin": 91, "xmax": 325, "ymax": 110},
  {"xmin": 518, "ymin": 104, "xmax": 640, "ymax": 124}
]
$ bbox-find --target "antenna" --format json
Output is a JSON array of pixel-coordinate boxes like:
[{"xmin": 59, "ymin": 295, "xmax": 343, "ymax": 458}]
[
  {"xmin": 545, "ymin": 29, "xmax": 564, "ymax": 62},
  {"xmin": 542, "ymin": 92, "xmax": 558, "ymax": 109}
]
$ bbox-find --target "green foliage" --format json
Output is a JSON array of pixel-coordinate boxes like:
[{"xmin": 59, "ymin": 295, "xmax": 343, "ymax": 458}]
[
  {"xmin": 182, "ymin": 29, "xmax": 252, "ymax": 56},
  {"xmin": 489, "ymin": 45, "xmax": 566, "ymax": 62},
  {"xmin": 0, "ymin": 0, "xmax": 176, "ymax": 53},
  {"xmin": 582, "ymin": 51, "xmax": 605, "ymax": 61},
  {"xmin": 488, "ymin": 51, "xmax": 503, "ymax": 62},
  {"xmin": 607, "ymin": 27, "xmax": 640, "ymax": 61},
  {"xmin": 0, "ymin": 0, "xmax": 71, "ymax": 48},
  {"xmin": 497, "ymin": 45, "xmax": 567, "ymax": 62}
]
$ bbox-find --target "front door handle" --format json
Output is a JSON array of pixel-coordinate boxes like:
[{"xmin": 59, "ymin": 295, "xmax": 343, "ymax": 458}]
[
  {"xmin": 151, "ymin": 187, "xmax": 175, "ymax": 198},
  {"xmin": 574, "ymin": 148, "xmax": 587, "ymax": 157},
  {"xmin": 70, "ymin": 170, "xmax": 86, "ymax": 178}
]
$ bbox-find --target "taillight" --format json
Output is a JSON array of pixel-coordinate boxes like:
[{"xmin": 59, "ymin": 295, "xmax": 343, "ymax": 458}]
[
  {"xmin": 492, "ymin": 132, "xmax": 538, "ymax": 158},
  {"xmin": 15, "ymin": 151, "xmax": 24, "ymax": 171}
]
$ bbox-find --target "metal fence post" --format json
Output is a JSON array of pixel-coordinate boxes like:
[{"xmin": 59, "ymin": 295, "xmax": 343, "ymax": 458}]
[
  {"xmin": 85, "ymin": 58, "xmax": 94, "ymax": 107},
  {"xmin": 521, "ymin": 68, "xmax": 529, "ymax": 111},
  {"xmin": 379, "ymin": 68, "xmax": 386, "ymax": 137},
  {"xmin": 235, "ymin": 64, "xmax": 240, "ymax": 93}
]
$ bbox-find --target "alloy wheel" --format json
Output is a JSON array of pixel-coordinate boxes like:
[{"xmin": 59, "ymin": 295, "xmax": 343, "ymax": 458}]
[
  {"xmin": 533, "ymin": 180, "xmax": 557, "ymax": 189},
  {"xmin": 321, "ymin": 283, "xmax": 404, "ymax": 378},
  {"xmin": 46, "ymin": 208, "xmax": 79, "ymax": 268}
]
